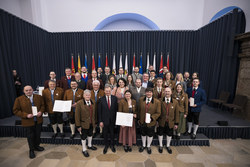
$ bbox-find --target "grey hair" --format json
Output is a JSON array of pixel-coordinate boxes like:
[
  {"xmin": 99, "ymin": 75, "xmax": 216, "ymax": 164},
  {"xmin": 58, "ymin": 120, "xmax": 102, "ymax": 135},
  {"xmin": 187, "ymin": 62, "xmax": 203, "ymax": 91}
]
[
  {"xmin": 135, "ymin": 78, "xmax": 142, "ymax": 82},
  {"xmin": 84, "ymin": 89, "xmax": 91, "ymax": 95},
  {"xmin": 104, "ymin": 84, "xmax": 112, "ymax": 89},
  {"xmin": 93, "ymin": 80, "xmax": 100, "ymax": 85}
]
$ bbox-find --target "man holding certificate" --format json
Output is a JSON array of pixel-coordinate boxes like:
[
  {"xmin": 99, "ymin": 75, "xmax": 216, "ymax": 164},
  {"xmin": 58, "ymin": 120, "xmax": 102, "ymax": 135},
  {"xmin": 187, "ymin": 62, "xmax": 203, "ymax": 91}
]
[
  {"xmin": 138, "ymin": 87, "xmax": 161, "ymax": 154},
  {"xmin": 13, "ymin": 85, "xmax": 45, "ymax": 159},
  {"xmin": 42, "ymin": 80, "xmax": 64, "ymax": 139},
  {"xmin": 63, "ymin": 81, "xmax": 84, "ymax": 139},
  {"xmin": 75, "ymin": 89, "xmax": 97, "ymax": 157},
  {"xmin": 186, "ymin": 78, "xmax": 207, "ymax": 139},
  {"xmin": 98, "ymin": 84, "xmax": 118, "ymax": 154}
]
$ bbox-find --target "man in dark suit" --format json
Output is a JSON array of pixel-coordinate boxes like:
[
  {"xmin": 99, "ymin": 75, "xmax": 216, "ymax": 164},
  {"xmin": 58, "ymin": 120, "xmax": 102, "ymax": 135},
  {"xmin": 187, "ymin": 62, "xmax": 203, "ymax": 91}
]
[
  {"xmin": 101, "ymin": 66, "xmax": 111, "ymax": 84},
  {"xmin": 81, "ymin": 66, "xmax": 91, "ymax": 84},
  {"xmin": 75, "ymin": 72, "xmax": 86, "ymax": 90},
  {"xmin": 130, "ymin": 78, "xmax": 146, "ymax": 104},
  {"xmin": 44, "ymin": 71, "xmax": 61, "ymax": 89},
  {"xmin": 61, "ymin": 68, "xmax": 75, "ymax": 91},
  {"xmin": 159, "ymin": 66, "xmax": 169, "ymax": 79},
  {"xmin": 186, "ymin": 78, "xmax": 206, "ymax": 139},
  {"xmin": 86, "ymin": 70, "xmax": 104, "ymax": 90},
  {"xmin": 98, "ymin": 84, "xmax": 118, "ymax": 154},
  {"xmin": 97, "ymin": 67, "xmax": 103, "ymax": 80},
  {"xmin": 13, "ymin": 85, "xmax": 45, "ymax": 159},
  {"xmin": 116, "ymin": 67, "xmax": 127, "ymax": 81},
  {"xmin": 141, "ymin": 73, "xmax": 154, "ymax": 88}
]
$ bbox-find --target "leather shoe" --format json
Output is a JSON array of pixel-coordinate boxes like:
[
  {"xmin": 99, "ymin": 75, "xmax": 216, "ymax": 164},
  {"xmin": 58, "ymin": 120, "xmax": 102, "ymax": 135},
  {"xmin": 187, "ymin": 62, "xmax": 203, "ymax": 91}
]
[
  {"xmin": 52, "ymin": 133, "xmax": 57, "ymax": 139},
  {"xmin": 124, "ymin": 145, "xmax": 128, "ymax": 152},
  {"xmin": 110, "ymin": 146, "xmax": 116, "ymax": 153},
  {"xmin": 147, "ymin": 147, "xmax": 152, "ymax": 154},
  {"xmin": 184, "ymin": 131, "xmax": 191, "ymax": 136},
  {"xmin": 34, "ymin": 146, "xmax": 44, "ymax": 151},
  {"xmin": 70, "ymin": 134, "xmax": 75, "ymax": 139},
  {"xmin": 176, "ymin": 135, "xmax": 180, "ymax": 140},
  {"xmin": 103, "ymin": 146, "xmax": 108, "ymax": 154},
  {"xmin": 128, "ymin": 146, "xmax": 132, "ymax": 152},
  {"xmin": 166, "ymin": 147, "xmax": 172, "ymax": 154},
  {"xmin": 158, "ymin": 146, "xmax": 163, "ymax": 153},
  {"xmin": 139, "ymin": 146, "xmax": 145, "ymax": 152},
  {"xmin": 60, "ymin": 133, "xmax": 65, "ymax": 138},
  {"xmin": 88, "ymin": 146, "xmax": 97, "ymax": 150},
  {"xmin": 82, "ymin": 151, "xmax": 89, "ymax": 157},
  {"xmin": 29, "ymin": 150, "xmax": 36, "ymax": 159},
  {"xmin": 191, "ymin": 133, "xmax": 196, "ymax": 140}
]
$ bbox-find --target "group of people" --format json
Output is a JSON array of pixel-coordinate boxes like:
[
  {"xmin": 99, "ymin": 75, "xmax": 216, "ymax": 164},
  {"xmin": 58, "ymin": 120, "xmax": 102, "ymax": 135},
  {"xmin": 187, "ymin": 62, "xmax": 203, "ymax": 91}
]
[{"xmin": 13, "ymin": 65, "xmax": 207, "ymax": 159}]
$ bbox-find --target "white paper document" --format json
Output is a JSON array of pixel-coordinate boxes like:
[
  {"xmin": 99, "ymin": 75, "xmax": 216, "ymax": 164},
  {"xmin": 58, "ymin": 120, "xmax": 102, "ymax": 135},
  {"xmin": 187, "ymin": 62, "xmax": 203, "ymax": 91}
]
[
  {"xmin": 115, "ymin": 112, "xmax": 133, "ymax": 127},
  {"xmin": 53, "ymin": 100, "xmax": 72, "ymax": 112},
  {"xmin": 190, "ymin": 97, "xmax": 195, "ymax": 106},
  {"xmin": 39, "ymin": 87, "xmax": 44, "ymax": 96},
  {"xmin": 42, "ymin": 113, "xmax": 48, "ymax": 117},
  {"xmin": 32, "ymin": 106, "xmax": 38, "ymax": 116},
  {"xmin": 145, "ymin": 113, "xmax": 151, "ymax": 123}
]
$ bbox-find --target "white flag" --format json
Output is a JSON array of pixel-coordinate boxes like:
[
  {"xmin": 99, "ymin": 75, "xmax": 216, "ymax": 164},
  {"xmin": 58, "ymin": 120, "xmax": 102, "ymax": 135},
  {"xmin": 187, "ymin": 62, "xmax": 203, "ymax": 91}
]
[
  {"xmin": 119, "ymin": 53, "xmax": 123, "ymax": 68},
  {"xmin": 146, "ymin": 53, "xmax": 150, "ymax": 73},
  {"xmin": 112, "ymin": 53, "xmax": 116, "ymax": 75},
  {"xmin": 153, "ymin": 52, "xmax": 156, "ymax": 70},
  {"xmin": 125, "ymin": 53, "xmax": 128, "ymax": 75}
]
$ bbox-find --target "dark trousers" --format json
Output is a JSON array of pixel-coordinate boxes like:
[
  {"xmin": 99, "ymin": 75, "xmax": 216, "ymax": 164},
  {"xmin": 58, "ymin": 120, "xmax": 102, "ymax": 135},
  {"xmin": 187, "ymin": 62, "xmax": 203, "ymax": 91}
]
[
  {"xmin": 68, "ymin": 112, "xmax": 75, "ymax": 124},
  {"xmin": 140, "ymin": 124, "xmax": 155, "ymax": 137},
  {"xmin": 25, "ymin": 122, "xmax": 42, "ymax": 151},
  {"xmin": 48, "ymin": 112, "xmax": 63, "ymax": 124},
  {"xmin": 187, "ymin": 112, "xmax": 200, "ymax": 124},
  {"xmin": 80, "ymin": 125, "xmax": 93, "ymax": 140},
  {"xmin": 103, "ymin": 123, "xmax": 115, "ymax": 147},
  {"xmin": 157, "ymin": 123, "xmax": 173, "ymax": 136}
]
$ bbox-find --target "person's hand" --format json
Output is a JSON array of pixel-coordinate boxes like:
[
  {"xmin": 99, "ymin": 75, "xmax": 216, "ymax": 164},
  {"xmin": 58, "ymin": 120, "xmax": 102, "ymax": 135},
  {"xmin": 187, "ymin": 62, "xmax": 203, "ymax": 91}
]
[
  {"xmin": 37, "ymin": 111, "xmax": 42, "ymax": 117},
  {"xmin": 77, "ymin": 127, "xmax": 82, "ymax": 133},
  {"xmin": 121, "ymin": 126, "xmax": 125, "ymax": 128},
  {"xmin": 174, "ymin": 125, "xmax": 178, "ymax": 129},
  {"xmin": 72, "ymin": 103, "xmax": 77, "ymax": 108},
  {"xmin": 191, "ymin": 104, "xmax": 197, "ymax": 107},
  {"xmin": 100, "ymin": 122, "xmax": 104, "ymax": 128},
  {"xmin": 184, "ymin": 114, "xmax": 187, "ymax": 118},
  {"xmin": 27, "ymin": 114, "xmax": 33, "ymax": 118},
  {"xmin": 133, "ymin": 114, "xmax": 137, "ymax": 118}
]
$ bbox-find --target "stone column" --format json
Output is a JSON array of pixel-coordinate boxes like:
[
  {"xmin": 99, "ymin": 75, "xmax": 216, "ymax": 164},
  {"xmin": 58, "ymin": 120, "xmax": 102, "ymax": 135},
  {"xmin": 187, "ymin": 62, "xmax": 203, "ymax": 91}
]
[{"xmin": 235, "ymin": 32, "xmax": 250, "ymax": 120}]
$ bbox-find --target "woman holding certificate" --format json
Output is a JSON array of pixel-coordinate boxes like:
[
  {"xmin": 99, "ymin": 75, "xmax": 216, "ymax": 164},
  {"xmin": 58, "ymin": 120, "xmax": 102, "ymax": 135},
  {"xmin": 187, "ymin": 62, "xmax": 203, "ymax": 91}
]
[{"xmin": 118, "ymin": 90, "xmax": 137, "ymax": 152}]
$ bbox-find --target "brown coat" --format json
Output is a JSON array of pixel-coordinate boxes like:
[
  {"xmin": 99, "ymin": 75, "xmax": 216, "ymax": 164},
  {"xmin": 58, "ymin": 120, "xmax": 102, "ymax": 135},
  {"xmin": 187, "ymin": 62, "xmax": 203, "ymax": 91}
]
[
  {"xmin": 44, "ymin": 79, "xmax": 61, "ymax": 89},
  {"xmin": 63, "ymin": 88, "xmax": 84, "ymax": 116},
  {"xmin": 60, "ymin": 76, "xmax": 76, "ymax": 91},
  {"xmin": 172, "ymin": 92, "xmax": 188, "ymax": 115},
  {"xmin": 13, "ymin": 94, "xmax": 45, "ymax": 127},
  {"xmin": 75, "ymin": 100, "xmax": 96, "ymax": 129},
  {"xmin": 153, "ymin": 87, "xmax": 165, "ymax": 100},
  {"xmin": 159, "ymin": 98, "xmax": 179, "ymax": 128},
  {"xmin": 163, "ymin": 79, "xmax": 176, "ymax": 91},
  {"xmin": 138, "ymin": 97, "xmax": 161, "ymax": 127},
  {"xmin": 90, "ymin": 89, "xmax": 105, "ymax": 122},
  {"xmin": 118, "ymin": 99, "xmax": 137, "ymax": 115},
  {"xmin": 86, "ymin": 79, "xmax": 104, "ymax": 90},
  {"xmin": 42, "ymin": 87, "xmax": 64, "ymax": 114}
]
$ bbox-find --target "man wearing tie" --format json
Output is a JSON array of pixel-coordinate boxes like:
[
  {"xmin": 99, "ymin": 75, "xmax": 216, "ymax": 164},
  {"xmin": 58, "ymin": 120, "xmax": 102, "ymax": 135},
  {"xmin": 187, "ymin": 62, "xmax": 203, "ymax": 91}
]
[
  {"xmin": 116, "ymin": 67, "xmax": 127, "ymax": 81},
  {"xmin": 90, "ymin": 80, "xmax": 105, "ymax": 136},
  {"xmin": 158, "ymin": 87, "xmax": 179, "ymax": 154},
  {"xmin": 44, "ymin": 71, "xmax": 61, "ymax": 89},
  {"xmin": 153, "ymin": 77, "xmax": 165, "ymax": 100},
  {"xmin": 42, "ymin": 80, "xmax": 64, "ymax": 139},
  {"xmin": 81, "ymin": 66, "xmax": 91, "ymax": 84},
  {"xmin": 75, "ymin": 72, "xmax": 86, "ymax": 90},
  {"xmin": 13, "ymin": 85, "xmax": 45, "ymax": 159},
  {"xmin": 98, "ymin": 84, "xmax": 118, "ymax": 154},
  {"xmin": 138, "ymin": 87, "xmax": 161, "ymax": 154},
  {"xmin": 132, "ymin": 67, "xmax": 142, "ymax": 84},
  {"xmin": 63, "ymin": 81, "xmax": 84, "ymax": 139},
  {"xmin": 101, "ymin": 66, "xmax": 111, "ymax": 84},
  {"xmin": 186, "ymin": 78, "xmax": 206, "ymax": 139},
  {"xmin": 141, "ymin": 73, "xmax": 154, "ymax": 88},
  {"xmin": 75, "ymin": 89, "xmax": 97, "ymax": 157},
  {"xmin": 130, "ymin": 79, "xmax": 146, "ymax": 104},
  {"xmin": 61, "ymin": 68, "xmax": 75, "ymax": 91},
  {"xmin": 86, "ymin": 70, "xmax": 104, "ymax": 90}
]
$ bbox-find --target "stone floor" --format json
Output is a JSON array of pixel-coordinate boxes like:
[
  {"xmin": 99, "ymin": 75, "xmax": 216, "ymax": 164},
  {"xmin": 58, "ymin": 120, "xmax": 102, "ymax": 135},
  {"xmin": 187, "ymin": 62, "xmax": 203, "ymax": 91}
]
[{"xmin": 0, "ymin": 137, "xmax": 250, "ymax": 167}]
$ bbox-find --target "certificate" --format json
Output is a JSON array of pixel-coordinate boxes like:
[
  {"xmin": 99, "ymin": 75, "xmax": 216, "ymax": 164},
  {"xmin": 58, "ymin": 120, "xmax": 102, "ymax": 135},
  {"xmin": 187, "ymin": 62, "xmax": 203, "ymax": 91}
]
[
  {"xmin": 115, "ymin": 112, "xmax": 133, "ymax": 127},
  {"xmin": 145, "ymin": 113, "xmax": 151, "ymax": 123},
  {"xmin": 32, "ymin": 106, "xmax": 38, "ymax": 116},
  {"xmin": 190, "ymin": 97, "xmax": 195, "ymax": 106},
  {"xmin": 39, "ymin": 87, "xmax": 44, "ymax": 96},
  {"xmin": 53, "ymin": 100, "xmax": 72, "ymax": 112},
  {"xmin": 43, "ymin": 113, "xmax": 48, "ymax": 117}
]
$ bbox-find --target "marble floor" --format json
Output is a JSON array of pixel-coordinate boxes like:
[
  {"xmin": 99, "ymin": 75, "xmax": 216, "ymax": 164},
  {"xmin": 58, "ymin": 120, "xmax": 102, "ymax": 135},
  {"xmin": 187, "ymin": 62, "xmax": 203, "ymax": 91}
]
[{"xmin": 0, "ymin": 137, "xmax": 250, "ymax": 167}]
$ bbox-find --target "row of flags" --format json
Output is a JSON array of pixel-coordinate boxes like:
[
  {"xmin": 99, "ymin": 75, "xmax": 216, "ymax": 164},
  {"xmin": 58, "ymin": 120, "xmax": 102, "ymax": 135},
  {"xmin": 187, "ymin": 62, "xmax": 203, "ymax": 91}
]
[{"xmin": 71, "ymin": 53, "xmax": 170, "ymax": 75}]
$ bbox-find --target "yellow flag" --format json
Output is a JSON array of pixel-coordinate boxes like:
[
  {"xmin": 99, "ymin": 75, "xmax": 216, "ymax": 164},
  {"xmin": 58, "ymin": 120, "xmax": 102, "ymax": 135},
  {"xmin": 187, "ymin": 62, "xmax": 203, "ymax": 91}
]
[{"xmin": 78, "ymin": 54, "xmax": 81, "ymax": 73}]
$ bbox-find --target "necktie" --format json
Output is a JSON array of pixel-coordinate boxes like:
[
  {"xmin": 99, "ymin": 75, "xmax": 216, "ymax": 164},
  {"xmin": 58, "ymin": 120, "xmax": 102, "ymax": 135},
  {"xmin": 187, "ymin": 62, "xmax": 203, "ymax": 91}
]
[
  {"xmin": 166, "ymin": 99, "xmax": 170, "ymax": 122},
  {"xmin": 84, "ymin": 74, "xmax": 86, "ymax": 79},
  {"xmin": 51, "ymin": 90, "xmax": 54, "ymax": 105},
  {"xmin": 95, "ymin": 92, "xmax": 97, "ymax": 102},
  {"xmin": 107, "ymin": 96, "xmax": 110, "ymax": 109},
  {"xmin": 192, "ymin": 89, "xmax": 196, "ymax": 97},
  {"xmin": 73, "ymin": 90, "xmax": 76, "ymax": 112}
]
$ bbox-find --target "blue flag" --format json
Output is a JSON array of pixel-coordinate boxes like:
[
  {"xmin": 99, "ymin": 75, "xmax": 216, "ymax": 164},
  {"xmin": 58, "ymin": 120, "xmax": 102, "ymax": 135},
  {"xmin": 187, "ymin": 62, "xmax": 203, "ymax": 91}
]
[
  {"xmin": 84, "ymin": 54, "xmax": 88, "ymax": 69},
  {"xmin": 98, "ymin": 55, "xmax": 101, "ymax": 68},
  {"xmin": 139, "ymin": 55, "xmax": 143, "ymax": 74}
]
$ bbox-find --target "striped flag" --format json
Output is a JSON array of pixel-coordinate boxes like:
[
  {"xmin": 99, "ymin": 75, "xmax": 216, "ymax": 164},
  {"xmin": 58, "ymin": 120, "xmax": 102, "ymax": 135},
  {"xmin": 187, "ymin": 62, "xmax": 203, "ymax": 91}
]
[
  {"xmin": 119, "ymin": 53, "xmax": 123, "ymax": 68},
  {"xmin": 92, "ymin": 53, "xmax": 96, "ymax": 70},
  {"xmin": 167, "ymin": 52, "xmax": 170, "ymax": 70},
  {"xmin": 159, "ymin": 53, "xmax": 163, "ymax": 74},
  {"xmin": 71, "ymin": 54, "xmax": 75, "ymax": 74},
  {"xmin": 112, "ymin": 53, "xmax": 116, "ymax": 75},
  {"xmin": 132, "ymin": 53, "xmax": 136, "ymax": 71},
  {"xmin": 124, "ymin": 53, "xmax": 128, "ymax": 75},
  {"xmin": 84, "ymin": 53, "xmax": 88, "ymax": 70},
  {"xmin": 105, "ymin": 53, "xmax": 108, "ymax": 67},
  {"xmin": 146, "ymin": 52, "xmax": 150, "ymax": 73},
  {"xmin": 98, "ymin": 53, "xmax": 101, "ymax": 68},
  {"xmin": 139, "ymin": 53, "xmax": 143, "ymax": 74},
  {"xmin": 77, "ymin": 54, "xmax": 81, "ymax": 73},
  {"xmin": 153, "ymin": 52, "xmax": 156, "ymax": 70}
]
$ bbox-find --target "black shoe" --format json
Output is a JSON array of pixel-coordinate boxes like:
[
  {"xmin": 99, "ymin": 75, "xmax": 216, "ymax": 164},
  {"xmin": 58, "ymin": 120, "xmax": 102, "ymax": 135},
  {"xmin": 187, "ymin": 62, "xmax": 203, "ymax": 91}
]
[
  {"xmin": 158, "ymin": 146, "xmax": 163, "ymax": 153},
  {"xmin": 100, "ymin": 133, "xmax": 103, "ymax": 138},
  {"xmin": 139, "ymin": 146, "xmax": 145, "ymax": 152},
  {"xmin": 70, "ymin": 134, "xmax": 75, "ymax": 139},
  {"xmin": 88, "ymin": 146, "xmax": 97, "ymax": 150},
  {"xmin": 128, "ymin": 146, "xmax": 132, "ymax": 152},
  {"xmin": 147, "ymin": 147, "xmax": 152, "ymax": 154},
  {"xmin": 172, "ymin": 135, "xmax": 176, "ymax": 139},
  {"xmin": 34, "ymin": 146, "xmax": 44, "ymax": 151},
  {"xmin": 124, "ymin": 145, "xmax": 128, "ymax": 152},
  {"xmin": 184, "ymin": 131, "xmax": 191, "ymax": 136},
  {"xmin": 82, "ymin": 151, "xmax": 89, "ymax": 157},
  {"xmin": 60, "ymin": 133, "xmax": 65, "ymax": 138},
  {"xmin": 176, "ymin": 135, "xmax": 180, "ymax": 140},
  {"xmin": 52, "ymin": 133, "xmax": 57, "ymax": 139},
  {"xmin": 191, "ymin": 134, "xmax": 196, "ymax": 140},
  {"xmin": 110, "ymin": 146, "xmax": 116, "ymax": 153},
  {"xmin": 29, "ymin": 150, "xmax": 36, "ymax": 159},
  {"xmin": 103, "ymin": 146, "xmax": 108, "ymax": 154},
  {"xmin": 166, "ymin": 147, "xmax": 172, "ymax": 154}
]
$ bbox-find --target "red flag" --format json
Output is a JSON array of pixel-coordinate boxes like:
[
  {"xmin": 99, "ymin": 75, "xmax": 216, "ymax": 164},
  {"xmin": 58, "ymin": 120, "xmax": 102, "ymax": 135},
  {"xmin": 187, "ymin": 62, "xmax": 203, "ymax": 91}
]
[
  {"xmin": 159, "ymin": 54, "xmax": 163, "ymax": 74},
  {"xmin": 132, "ymin": 53, "xmax": 136, "ymax": 71},
  {"xmin": 92, "ymin": 54, "xmax": 96, "ymax": 70},
  {"xmin": 167, "ymin": 53, "xmax": 170, "ymax": 70},
  {"xmin": 71, "ymin": 55, "xmax": 75, "ymax": 74},
  {"xmin": 105, "ymin": 53, "xmax": 108, "ymax": 67}
]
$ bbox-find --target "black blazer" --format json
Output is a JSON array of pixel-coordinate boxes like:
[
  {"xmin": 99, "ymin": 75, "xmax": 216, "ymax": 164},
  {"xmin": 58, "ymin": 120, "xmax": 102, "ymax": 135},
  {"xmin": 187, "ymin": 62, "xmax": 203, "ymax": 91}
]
[
  {"xmin": 147, "ymin": 81, "xmax": 154, "ymax": 88},
  {"xmin": 76, "ymin": 80, "xmax": 86, "ymax": 90},
  {"xmin": 101, "ymin": 74, "xmax": 111, "ymax": 84},
  {"xmin": 98, "ymin": 95, "xmax": 118, "ymax": 126}
]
